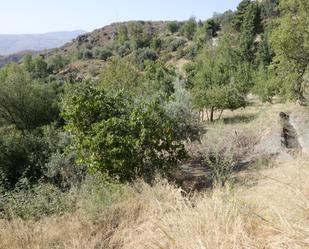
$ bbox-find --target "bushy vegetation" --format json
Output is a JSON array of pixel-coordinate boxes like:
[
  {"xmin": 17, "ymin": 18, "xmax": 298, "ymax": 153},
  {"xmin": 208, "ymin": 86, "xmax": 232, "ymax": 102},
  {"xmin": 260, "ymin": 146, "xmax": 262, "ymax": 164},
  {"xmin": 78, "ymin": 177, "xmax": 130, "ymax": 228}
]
[{"xmin": 1, "ymin": 0, "xmax": 309, "ymax": 227}]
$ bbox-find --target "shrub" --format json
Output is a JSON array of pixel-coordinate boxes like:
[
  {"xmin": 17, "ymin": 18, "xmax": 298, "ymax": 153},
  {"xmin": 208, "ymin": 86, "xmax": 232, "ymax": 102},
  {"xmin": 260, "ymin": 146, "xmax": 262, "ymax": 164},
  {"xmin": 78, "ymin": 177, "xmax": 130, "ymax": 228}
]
[
  {"xmin": 142, "ymin": 60, "xmax": 176, "ymax": 97},
  {"xmin": 82, "ymin": 49, "xmax": 93, "ymax": 59},
  {"xmin": 136, "ymin": 48, "xmax": 158, "ymax": 67},
  {"xmin": 167, "ymin": 21, "xmax": 180, "ymax": 33},
  {"xmin": 184, "ymin": 45, "xmax": 198, "ymax": 60},
  {"xmin": 180, "ymin": 17, "xmax": 197, "ymax": 40},
  {"xmin": 94, "ymin": 47, "xmax": 113, "ymax": 61},
  {"xmin": 0, "ymin": 183, "xmax": 75, "ymax": 219},
  {"xmin": 0, "ymin": 125, "xmax": 67, "ymax": 190},
  {"xmin": 168, "ymin": 38, "xmax": 187, "ymax": 52},
  {"xmin": 116, "ymin": 41, "xmax": 131, "ymax": 57},
  {"xmin": 165, "ymin": 80, "xmax": 202, "ymax": 142},
  {"xmin": 47, "ymin": 54, "xmax": 69, "ymax": 72},
  {"xmin": 0, "ymin": 64, "xmax": 60, "ymax": 130},
  {"xmin": 62, "ymin": 85, "xmax": 187, "ymax": 182}
]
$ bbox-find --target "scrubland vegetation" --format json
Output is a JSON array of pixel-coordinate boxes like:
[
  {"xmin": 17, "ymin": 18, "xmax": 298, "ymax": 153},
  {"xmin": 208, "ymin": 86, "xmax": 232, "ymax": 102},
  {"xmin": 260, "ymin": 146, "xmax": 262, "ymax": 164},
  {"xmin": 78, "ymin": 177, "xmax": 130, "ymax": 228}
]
[{"xmin": 1, "ymin": 0, "xmax": 309, "ymax": 248}]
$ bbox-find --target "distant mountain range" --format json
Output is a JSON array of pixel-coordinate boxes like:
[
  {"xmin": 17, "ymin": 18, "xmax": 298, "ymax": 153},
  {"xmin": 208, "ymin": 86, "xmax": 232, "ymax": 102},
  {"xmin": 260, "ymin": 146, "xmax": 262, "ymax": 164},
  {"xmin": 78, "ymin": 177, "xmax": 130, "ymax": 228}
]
[{"xmin": 0, "ymin": 30, "xmax": 86, "ymax": 56}]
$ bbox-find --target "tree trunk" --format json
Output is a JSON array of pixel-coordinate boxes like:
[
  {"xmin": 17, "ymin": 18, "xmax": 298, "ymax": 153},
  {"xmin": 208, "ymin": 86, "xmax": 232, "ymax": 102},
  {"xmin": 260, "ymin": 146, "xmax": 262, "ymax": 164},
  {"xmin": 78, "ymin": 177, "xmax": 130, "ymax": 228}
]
[
  {"xmin": 210, "ymin": 106, "xmax": 215, "ymax": 122},
  {"xmin": 218, "ymin": 109, "xmax": 224, "ymax": 120},
  {"xmin": 206, "ymin": 109, "xmax": 209, "ymax": 121}
]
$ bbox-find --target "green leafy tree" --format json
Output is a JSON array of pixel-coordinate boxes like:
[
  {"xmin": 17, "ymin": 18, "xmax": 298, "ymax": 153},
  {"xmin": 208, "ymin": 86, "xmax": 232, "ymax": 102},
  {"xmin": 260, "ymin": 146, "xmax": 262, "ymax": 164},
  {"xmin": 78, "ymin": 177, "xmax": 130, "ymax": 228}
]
[
  {"xmin": 192, "ymin": 37, "xmax": 248, "ymax": 122},
  {"xmin": 128, "ymin": 22, "xmax": 152, "ymax": 50},
  {"xmin": 253, "ymin": 65, "xmax": 280, "ymax": 103},
  {"xmin": 260, "ymin": 0, "xmax": 279, "ymax": 20},
  {"xmin": 180, "ymin": 17, "xmax": 197, "ymax": 40},
  {"xmin": 165, "ymin": 80, "xmax": 202, "ymax": 142},
  {"xmin": 0, "ymin": 64, "xmax": 59, "ymax": 130},
  {"xmin": 142, "ymin": 60, "xmax": 176, "ymax": 97},
  {"xmin": 62, "ymin": 85, "xmax": 186, "ymax": 182},
  {"xmin": 270, "ymin": 0, "xmax": 309, "ymax": 102},
  {"xmin": 116, "ymin": 24, "xmax": 129, "ymax": 45},
  {"xmin": 194, "ymin": 19, "xmax": 220, "ymax": 49},
  {"xmin": 167, "ymin": 21, "xmax": 180, "ymax": 33},
  {"xmin": 256, "ymin": 33, "xmax": 274, "ymax": 66},
  {"xmin": 47, "ymin": 54, "xmax": 69, "ymax": 72},
  {"xmin": 99, "ymin": 57, "xmax": 141, "ymax": 93},
  {"xmin": 24, "ymin": 55, "xmax": 49, "ymax": 79},
  {"xmin": 233, "ymin": 0, "xmax": 252, "ymax": 32},
  {"xmin": 238, "ymin": 2, "xmax": 262, "ymax": 62},
  {"xmin": 0, "ymin": 125, "xmax": 63, "ymax": 189}
]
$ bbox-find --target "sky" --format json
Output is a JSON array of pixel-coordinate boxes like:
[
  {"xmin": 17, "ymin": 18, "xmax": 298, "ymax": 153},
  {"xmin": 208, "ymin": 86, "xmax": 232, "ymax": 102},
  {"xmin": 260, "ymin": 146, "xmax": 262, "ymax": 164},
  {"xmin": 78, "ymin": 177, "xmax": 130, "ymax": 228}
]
[{"xmin": 0, "ymin": 0, "xmax": 242, "ymax": 34}]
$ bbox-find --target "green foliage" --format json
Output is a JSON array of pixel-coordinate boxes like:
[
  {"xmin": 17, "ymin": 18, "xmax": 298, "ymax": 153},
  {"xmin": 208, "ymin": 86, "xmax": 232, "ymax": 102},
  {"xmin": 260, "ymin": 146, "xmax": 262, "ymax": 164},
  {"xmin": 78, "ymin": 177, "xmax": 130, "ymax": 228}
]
[
  {"xmin": 62, "ymin": 84, "xmax": 187, "ymax": 182},
  {"xmin": 253, "ymin": 65, "xmax": 280, "ymax": 102},
  {"xmin": 168, "ymin": 38, "xmax": 187, "ymax": 52},
  {"xmin": 128, "ymin": 21, "xmax": 152, "ymax": 50},
  {"xmin": 135, "ymin": 48, "xmax": 158, "ymax": 67},
  {"xmin": 99, "ymin": 57, "xmax": 141, "ymax": 93},
  {"xmin": 142, "ymin": 60, "xmax": 176, "ymax": 97},
  {"xmin": 191, "ymin": 37, "xmax": 248, "ymax": 121},
  {"xmin": 116, "ymin": 41, "xmax": 131, "ymax": 57},
  {"xmin": 77, "ymin": 173, "xmax": 126, "ymax": 219},
  {"xmin": 94, "ymin": 47, "xmax": 113, "ymax": 61},
  {"xmin": 256, "ymin": 33, "xmax": 273, "ymax": 66},
  {"xmin": 183, "ymin": 44, "xmax": 198, "ymax": 60},
  {"xmin": 47, "ymin": 54, "xmax": 69, "ymax": 72},
  {"xmin": 238, "ymin": 1, "xmax": 262, "ymax": 62},
  {"xmin": 233, "ymin": 0, "xmax": 252, "ymax": 32},
  {"xmin": 81, "ymin": 49, "xmax": 93, "ymax": 59},
  {"xmin": 194, "ymin": 19, "xmax": 220, "ymax": 49},
  {"xmin": 167, "ymin": 21, "xmax": 180, "ymax": 33},
  {"xmin": 0, "ymin": 183, "xmax": 75, "ymax": 219},
  {"xmin": 270, "ymin": 0, "xmax": 309, "ymax": 102},
  {"xmin": 24, "ymin": 55, "xmax": 49, "ymax": 79},
  {"xmin": 150, "ymin": 36, "xmax": 162, "ymax": 50},
  {"xmin": 180, "ymin": 17, "xmax": 197, "ymax": 40},
  {"xmin": 260, "ymin": 0, "xmax": 279, "ymax": 20},
  {"xmin": 0, "ymin": 64, "xmax": 59, "ymax": 130},
  {"xmin": 0, "ymin": 125, "xmax": 63, "ymax": 189},
  {"xmin": 116, "ymin": 24, "xmax": 129, "ymax": 45},
  {"xmin": 164, "ymin": 80, "xmax": 202, "ymax": 142}
]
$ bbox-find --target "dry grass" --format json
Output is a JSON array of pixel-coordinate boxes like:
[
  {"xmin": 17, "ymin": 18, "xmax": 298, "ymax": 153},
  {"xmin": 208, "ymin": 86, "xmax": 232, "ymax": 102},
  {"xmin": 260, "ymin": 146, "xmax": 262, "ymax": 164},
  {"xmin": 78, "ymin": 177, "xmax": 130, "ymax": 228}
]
[
  {"xmin": 1, "ymin": 102, "xmax": 308, "ymax": 249},
  {"xmin": 1, "ymin": 155, "xmax": 308, "ymax": 249}
]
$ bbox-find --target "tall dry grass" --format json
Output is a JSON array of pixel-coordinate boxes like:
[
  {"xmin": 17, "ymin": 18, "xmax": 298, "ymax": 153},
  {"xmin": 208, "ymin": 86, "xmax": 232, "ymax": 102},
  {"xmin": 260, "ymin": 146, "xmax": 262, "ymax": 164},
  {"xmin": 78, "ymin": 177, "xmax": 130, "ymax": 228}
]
[{"xmin": 0, "ymin": 155, "xmax": 308, "ymax": 249}]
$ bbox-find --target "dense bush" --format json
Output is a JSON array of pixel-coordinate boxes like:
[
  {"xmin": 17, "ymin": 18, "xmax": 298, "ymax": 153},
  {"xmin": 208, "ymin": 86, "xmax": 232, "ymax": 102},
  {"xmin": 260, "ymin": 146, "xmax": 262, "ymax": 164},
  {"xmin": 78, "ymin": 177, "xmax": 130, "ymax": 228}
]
[
  {"xmin": 47, "ymin": 54, "xmax": 69, "ymax": 72},
  {"xmin": 165, "ymin": 80, "xmax": 202, "ymax": 142},
  {"xmin": 0, "ymin": 125, "xmax": 63, "ymax": 189},
  {"xmin": 24, "ymin": 54, "xmax": 50, "ymax": 79},
  {"xmin": 99, "ymin": 57, "xmax": 141, "ymax": 93},
  {"xmin": 0, "ymin": 64, "xmax": 60, "ymax": 130},
  {"xmin": 94, "ymin": 47, "xmax": 113, "ymax": 61},
  {"xmin": 142, "ymin": 60, "xmax": 176, "ymax": 97},
  {"xmin": 0, "ymin": 183, "xmax": 75, "ymax": 219},
  {"xmin": 168, "ymin": 38, "xmax": 187, "ymax": 52},
  {"xmin": 180, "ymin": 17, "xmax": 197, "ymax": 40},
  {"xmin": 62, "ymin": 84, "xmax": 187, "ymax": 182},
  {"xmin": 167, "ymin": 21, "xmax": 180, "ymax": 33},
  {"xmin": 136, "ymin": 48, "xmax": 158, "ymax": 66},
  {"xmin": 81, "ymin": 49, "xmax": 93, "ymax": 59},
  {"xmin": 116, "ymin": 41, "xmax": 131, "ymax": 56}
]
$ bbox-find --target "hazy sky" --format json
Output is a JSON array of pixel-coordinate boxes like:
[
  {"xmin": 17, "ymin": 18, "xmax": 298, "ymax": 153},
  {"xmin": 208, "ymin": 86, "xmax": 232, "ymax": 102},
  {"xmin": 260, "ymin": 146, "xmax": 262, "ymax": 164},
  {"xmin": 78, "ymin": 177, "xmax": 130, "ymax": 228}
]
[{"xmin": 1, "ymin": 0, "xmax": 242, "ymax": 34}]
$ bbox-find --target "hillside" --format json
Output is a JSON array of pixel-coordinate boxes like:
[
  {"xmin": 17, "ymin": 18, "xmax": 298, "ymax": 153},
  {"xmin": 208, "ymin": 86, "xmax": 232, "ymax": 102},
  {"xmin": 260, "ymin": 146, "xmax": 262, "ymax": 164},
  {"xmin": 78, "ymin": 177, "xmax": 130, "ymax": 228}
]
[
  {"xmin": 0, "ymin": 30, "xmax": 86, "ymax": 55},
  {"xmin": 1, "ymin": 0, "xmax": 309, "ymax": 248}
]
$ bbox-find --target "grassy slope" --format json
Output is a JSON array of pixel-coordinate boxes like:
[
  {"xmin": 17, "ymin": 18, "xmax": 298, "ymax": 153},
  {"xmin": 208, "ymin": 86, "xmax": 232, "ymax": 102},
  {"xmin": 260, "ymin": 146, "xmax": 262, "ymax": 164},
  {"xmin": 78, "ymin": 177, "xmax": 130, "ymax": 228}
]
[{"xmin": 1, "ymin": 102, "xmax": 308, "ymax": 249}]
